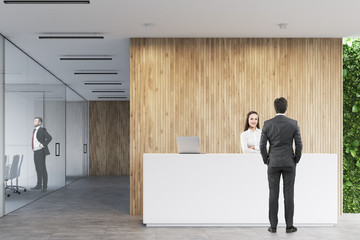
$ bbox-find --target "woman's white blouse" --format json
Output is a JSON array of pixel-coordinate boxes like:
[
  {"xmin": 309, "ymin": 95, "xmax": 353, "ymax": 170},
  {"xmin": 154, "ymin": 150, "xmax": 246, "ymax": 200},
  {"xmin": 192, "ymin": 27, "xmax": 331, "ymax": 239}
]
[{"xmin": 241, "ymin": 128, "xmax": 262, "ymax": 153}]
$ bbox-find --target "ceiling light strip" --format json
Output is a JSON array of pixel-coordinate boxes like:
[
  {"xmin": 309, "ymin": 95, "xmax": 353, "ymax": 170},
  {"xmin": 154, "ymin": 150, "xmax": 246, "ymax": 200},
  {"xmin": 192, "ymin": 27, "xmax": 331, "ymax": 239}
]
[
  {"xmin": 92, "ymin": 90, "xmax": 125, "ymax": 93},
  {"xmin": 98, "ymin": 96, "xmax": 127, "ymax": 99},
  {"xmin": 4, "ymin": 0, "xmax": 90, "ymax": 3},
  {"xmin": 39, "ymin": 36, "xmax": 103, "ymax": 39},
  {"xmin": 60, "ymin": 57, "xmax": 112, "ymax": 60},
  {"xmin": 84, "ymin": 82, "xmax": 122, "ymax": 85},
  {"xmin": 75, "ymin": 72, "xmax": 118, "ymax": 75}
]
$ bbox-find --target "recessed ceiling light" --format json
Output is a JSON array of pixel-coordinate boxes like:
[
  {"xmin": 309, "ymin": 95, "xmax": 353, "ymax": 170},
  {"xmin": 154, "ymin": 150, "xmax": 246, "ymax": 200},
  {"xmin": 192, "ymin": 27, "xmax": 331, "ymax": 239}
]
[
  {"xmin": 60, "ymin": 56, "xmax": 112, "ymax": 60},
  {"xmin": 39, "ymin": 35, "xmax": 103, "ymax": 39},
  {"xmin": 278, "ymin": 23, "xmax": 288, "ymax": 29},
  {"xmin": 75, "ymin": 71, "xmax": 118, "ymax": 75},
  {"xmin": 92, "ymin": 90, "xmax": 125, "ymax": 93},
  {"xmin": 38, "ymin": 33, "xmax": 103, "ymax": 39},
  {"xmin": 84, "ymin": 82, "xmax": 122, "ymax": 85},
  {"xmin": 144, "ymin": 23, "xmax": 153, "ymax": 30},
  {"xmin": 4, "ymin": 0, "xmax": 90, "ymax": 4},
  {"xmin": 98, "ymin": 96, "xmax": 127, "ymax": 99}
]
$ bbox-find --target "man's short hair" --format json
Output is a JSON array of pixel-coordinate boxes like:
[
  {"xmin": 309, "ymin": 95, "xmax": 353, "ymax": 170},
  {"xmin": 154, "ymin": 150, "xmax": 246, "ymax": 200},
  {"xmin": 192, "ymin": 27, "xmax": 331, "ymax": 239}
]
[
  {"xmin": 274, "ymin": 97, "xmax": 288, "ymax": 113},
  {"xmin": 35, "ymin": 117, "xmax": 43, "ymax": 124}
]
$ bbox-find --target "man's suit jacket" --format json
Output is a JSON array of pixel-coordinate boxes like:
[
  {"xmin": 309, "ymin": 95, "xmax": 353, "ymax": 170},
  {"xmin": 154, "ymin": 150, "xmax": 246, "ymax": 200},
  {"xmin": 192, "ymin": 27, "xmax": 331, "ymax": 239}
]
[
  {"xmin": 36, "ymin": 127, "xmax": 52, "ymax": 156},
  {"xmin": 259, "ymin": 115, "xmax": 302, "ymax": 167}
]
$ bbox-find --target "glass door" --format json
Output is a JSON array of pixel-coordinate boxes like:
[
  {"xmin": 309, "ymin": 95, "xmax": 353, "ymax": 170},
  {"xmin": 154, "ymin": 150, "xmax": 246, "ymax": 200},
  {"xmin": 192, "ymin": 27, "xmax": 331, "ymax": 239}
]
[
  {"xmin": 43, "ymin": 75, "xmax": 66, "ymax": 190},
  {"xmin": 65, "ymin": 87, "xmax": 87, "ymax": 184}
]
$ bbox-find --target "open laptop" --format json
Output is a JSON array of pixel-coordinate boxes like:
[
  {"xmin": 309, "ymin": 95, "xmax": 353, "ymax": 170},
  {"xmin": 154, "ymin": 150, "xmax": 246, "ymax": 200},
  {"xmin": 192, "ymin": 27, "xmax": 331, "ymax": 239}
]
[{"xmin": 176, "ymin": 136, "xmax": 201, "ymax": 154}]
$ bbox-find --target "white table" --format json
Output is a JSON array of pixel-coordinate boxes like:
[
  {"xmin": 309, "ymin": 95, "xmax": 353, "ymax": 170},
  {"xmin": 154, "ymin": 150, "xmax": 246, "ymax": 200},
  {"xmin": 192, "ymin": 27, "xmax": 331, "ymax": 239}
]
[{"xmin": 143, "ymin": 154, "xmax": 337, "ymax": 227}]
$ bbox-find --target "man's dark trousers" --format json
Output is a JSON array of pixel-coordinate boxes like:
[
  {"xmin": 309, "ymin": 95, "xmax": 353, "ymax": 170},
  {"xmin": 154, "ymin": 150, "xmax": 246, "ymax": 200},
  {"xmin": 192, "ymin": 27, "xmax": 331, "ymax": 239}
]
[
  {"xmin": 34, "ymin": 149, "xmax": 47, "ymax": 188},
  {"xmin": 268, "ymin": 166, "xmax": 296, "ymax": 228}
]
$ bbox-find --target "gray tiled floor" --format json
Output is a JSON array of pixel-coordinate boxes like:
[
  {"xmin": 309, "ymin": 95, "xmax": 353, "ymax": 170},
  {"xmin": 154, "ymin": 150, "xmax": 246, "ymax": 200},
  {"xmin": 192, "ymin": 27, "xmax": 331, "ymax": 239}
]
[{"xmin": 0, "ymin": 176, "xmax": 359, "ymax": 240}]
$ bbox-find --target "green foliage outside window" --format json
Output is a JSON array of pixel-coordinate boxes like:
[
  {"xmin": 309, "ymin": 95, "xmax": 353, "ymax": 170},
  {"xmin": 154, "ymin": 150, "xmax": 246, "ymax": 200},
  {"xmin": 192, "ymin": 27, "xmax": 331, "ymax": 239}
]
[{"xmin": 343, "ymin": 38, "xmax": 360, "ymax": 213}]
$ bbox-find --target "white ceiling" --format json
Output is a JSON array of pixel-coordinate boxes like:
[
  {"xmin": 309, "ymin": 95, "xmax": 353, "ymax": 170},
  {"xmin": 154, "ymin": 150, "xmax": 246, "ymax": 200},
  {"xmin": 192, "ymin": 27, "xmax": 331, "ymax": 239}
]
[{"xmin": 0, "ymin": 0, "xmax": 359, "ymax": 101}]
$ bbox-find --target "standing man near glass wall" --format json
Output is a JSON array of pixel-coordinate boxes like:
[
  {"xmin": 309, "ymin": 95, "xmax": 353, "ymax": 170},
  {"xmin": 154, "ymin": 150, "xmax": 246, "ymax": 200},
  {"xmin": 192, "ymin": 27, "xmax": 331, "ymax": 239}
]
[{"xmin": 31, "ymin": 117, "xmax": 52, "ymax": 192}]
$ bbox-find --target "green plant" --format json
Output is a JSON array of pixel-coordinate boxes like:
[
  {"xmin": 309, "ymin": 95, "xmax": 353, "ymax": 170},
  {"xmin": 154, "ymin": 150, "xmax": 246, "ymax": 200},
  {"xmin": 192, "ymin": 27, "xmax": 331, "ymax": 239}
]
[{"xmin": 343, "ymin": 38, "xmax": 360, "ymax": 213}]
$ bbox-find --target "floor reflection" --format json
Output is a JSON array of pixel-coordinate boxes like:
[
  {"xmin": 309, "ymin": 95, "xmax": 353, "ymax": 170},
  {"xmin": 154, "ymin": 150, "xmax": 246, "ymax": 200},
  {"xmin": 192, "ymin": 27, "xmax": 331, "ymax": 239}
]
[
  {"xmin": 5, "ymin": 176, "xmax": 84, "ymax": 214},
  {"xmin": 5, "ymin": 187, "xmax": 55, "ymax": 214}
]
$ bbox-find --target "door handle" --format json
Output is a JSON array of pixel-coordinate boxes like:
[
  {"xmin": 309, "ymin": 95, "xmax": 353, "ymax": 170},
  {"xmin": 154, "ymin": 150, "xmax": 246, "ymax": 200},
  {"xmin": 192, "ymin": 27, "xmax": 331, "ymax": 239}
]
[{"xmin": 55, "ymin": 143, "xmax": 60, "ymax": 156}]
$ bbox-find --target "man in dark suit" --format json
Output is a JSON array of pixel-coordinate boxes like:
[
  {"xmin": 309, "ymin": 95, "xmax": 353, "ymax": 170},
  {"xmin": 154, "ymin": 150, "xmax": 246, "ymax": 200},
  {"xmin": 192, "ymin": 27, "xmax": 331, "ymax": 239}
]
[
  {"xmin": 260, "ymin": 97, "xmax": 302, "ymax": 233},
  {"xmin": 31, "ymin": 117, "xmax": 52, "ymax": 192}
]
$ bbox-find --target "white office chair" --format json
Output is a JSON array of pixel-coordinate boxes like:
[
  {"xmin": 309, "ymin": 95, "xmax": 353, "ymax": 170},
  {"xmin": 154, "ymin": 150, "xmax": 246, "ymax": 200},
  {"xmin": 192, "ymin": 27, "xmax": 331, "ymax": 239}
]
[
  {"xmin": 14, "ymin": 155, "xmax": 26, "ymax": 192},
  {"xmin": 4, "ymin": 155, "xmax": 11, "ymax": 197},
  {"xmin": 5, "ymin": 155, "xmax": 21, "ymax": 196}
]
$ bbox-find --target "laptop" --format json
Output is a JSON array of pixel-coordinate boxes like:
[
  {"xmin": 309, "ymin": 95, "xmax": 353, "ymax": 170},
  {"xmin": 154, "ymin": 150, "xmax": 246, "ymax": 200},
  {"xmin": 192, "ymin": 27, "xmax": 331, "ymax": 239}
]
[{"xmin": 176, "ymin": 136, "xmax": 201, "ymax": 154}]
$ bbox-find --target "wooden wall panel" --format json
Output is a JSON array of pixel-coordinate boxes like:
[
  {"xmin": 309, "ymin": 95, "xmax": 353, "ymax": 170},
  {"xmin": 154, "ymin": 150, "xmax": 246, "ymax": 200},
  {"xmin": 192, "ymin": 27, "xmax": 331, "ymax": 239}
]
[
  {"xmin": 89, "ymin": 101, "xmax": 130, "ymax": 176},
  {"xmin": 130, "ymin": 38, "xmax": 343, "ymax": 215}
]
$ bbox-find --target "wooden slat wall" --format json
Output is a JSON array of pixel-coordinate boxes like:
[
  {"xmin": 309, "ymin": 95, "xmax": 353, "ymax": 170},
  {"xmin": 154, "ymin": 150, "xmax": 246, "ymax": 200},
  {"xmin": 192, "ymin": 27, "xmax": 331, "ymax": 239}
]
[
  {"xmin": 130, "ymin": 38, "xmax": 343, "ymax": 216},
  {"xmin": 89, "ymin": 101, "xmax": 130, "ymax": 176}
]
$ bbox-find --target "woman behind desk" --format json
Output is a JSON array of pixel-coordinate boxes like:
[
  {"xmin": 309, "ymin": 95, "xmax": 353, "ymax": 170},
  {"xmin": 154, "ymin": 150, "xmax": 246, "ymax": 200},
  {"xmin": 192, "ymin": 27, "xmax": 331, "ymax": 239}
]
[{"xmin": 241, "ymin": 111, "xmax": 262, "ymax": 153}]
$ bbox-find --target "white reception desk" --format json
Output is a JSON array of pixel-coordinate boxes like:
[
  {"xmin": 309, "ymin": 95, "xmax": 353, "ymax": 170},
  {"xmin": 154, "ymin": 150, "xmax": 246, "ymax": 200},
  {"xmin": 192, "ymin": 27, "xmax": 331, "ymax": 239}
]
[{"xmin": 143, "ymin": 154, "xmax": 337, "ymax": 227}]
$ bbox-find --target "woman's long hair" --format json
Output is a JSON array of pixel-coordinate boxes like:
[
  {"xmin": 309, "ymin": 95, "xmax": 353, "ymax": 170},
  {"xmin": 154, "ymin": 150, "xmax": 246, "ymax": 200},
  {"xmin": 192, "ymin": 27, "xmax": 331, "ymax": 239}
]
[{"xmin": 244, "ymin": 111, "xmax": 260, "ymax": 132}]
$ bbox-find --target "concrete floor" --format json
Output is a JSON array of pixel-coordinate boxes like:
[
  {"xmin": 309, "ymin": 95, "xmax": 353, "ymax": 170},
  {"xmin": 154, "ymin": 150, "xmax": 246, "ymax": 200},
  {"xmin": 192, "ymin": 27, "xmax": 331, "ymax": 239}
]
[
  {"xmin": 0, "ymin": 176, "xmax": 359, "ymax": 240},
  {"xmin": 4, "ymin": 176, "xmax": 82, "ymax": 214}
]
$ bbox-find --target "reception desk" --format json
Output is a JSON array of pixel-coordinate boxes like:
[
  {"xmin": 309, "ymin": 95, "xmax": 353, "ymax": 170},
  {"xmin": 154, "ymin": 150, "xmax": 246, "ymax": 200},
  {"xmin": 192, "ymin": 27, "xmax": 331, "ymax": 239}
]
[{"xmin": 143, "ymin": 154, "xmax": 337, "ymax": 227}]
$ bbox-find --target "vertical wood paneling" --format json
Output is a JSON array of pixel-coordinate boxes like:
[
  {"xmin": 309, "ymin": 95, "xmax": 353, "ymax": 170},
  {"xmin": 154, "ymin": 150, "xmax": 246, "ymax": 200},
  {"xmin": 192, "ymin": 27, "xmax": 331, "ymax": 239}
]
[
  {"xmin": 89, "ymin": 101, "xmax": 106, "ymax": 175},
  {"xmin": 130, "ymin": 38, "xmax": 343, "ymax": 216},
  {"xmin": 89, "ymin": 101, "xmax": 130, "ymax": 176},
  {"xmin": 119, "ymin": 102, "xmax": 130, "ymax": 175}
]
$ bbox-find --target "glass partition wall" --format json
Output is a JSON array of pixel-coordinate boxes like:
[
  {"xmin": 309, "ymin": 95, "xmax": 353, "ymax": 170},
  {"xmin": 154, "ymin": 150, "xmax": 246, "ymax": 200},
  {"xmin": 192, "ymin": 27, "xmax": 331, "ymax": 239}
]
[
  {"xmin": 65, "ymin": 87, "xmax": 88, "ymax": 184},
  {"xmin": 0, "ymin": 36, "xmax": 5, "ymax": 217},
  {"xmin": 2, "ymin": 39, "xmax": 87, "ymax": 215}
]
